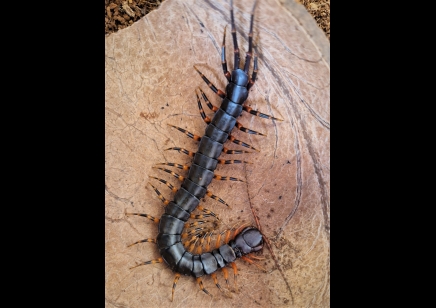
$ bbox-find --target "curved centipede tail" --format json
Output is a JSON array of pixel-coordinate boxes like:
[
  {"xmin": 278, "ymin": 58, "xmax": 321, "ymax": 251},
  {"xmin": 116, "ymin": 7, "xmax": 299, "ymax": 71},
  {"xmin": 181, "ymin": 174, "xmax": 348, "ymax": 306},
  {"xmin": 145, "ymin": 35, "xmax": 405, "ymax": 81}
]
[{"xmin": 171, "ymin": 273, "xmax": 181, "ymax": 302}]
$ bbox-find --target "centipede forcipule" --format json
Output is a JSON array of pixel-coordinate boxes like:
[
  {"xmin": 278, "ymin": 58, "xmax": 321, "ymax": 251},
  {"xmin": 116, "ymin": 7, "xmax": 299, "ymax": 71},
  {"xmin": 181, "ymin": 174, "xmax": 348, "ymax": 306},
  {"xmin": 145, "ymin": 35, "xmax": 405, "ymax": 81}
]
[{"xmin": 106, "ymin": 0, "xmax": 330, "ymax": 306}]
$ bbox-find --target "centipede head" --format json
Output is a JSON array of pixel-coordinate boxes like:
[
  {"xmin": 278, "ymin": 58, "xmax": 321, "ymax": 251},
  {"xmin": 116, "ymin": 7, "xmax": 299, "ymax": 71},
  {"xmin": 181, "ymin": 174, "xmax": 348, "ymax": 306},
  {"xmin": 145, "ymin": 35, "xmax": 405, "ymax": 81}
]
[{"xmin": 229, "ymin": 227, "xmax": 263, "ymax": 258}]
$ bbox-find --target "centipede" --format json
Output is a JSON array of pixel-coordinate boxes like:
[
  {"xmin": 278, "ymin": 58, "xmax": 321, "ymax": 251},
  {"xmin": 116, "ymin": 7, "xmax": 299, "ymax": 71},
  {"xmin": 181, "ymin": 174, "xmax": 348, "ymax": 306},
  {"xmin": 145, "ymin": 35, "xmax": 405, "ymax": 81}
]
[{"xmin": 126, "ymin": 0, "xmax": 282, "ymax": 301}]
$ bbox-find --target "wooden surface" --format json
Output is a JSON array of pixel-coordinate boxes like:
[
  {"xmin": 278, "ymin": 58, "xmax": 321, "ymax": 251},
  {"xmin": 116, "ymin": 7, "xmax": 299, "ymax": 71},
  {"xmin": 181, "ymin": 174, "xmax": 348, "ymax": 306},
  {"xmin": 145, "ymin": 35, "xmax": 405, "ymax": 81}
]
[{"xmin": 105, "ymin": 0, "xmax": 330, "ymax": 307}]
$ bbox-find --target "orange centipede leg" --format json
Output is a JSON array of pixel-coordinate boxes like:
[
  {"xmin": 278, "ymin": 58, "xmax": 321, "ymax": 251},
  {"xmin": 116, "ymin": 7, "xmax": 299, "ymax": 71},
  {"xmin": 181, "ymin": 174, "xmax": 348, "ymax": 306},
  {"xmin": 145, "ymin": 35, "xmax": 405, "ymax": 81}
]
[
  {"xmin": 196, "ymin": 277, "xmax": 212, "ymax": 296},
  {"xmin": 230, "ymin": 262, "xmax": 238, "ymax": 289},
  {"xmin": 149, "ymin": 176, "xmax": 178, "ymax": 193},
  {"xmin": 241, "ymin": 256, "xmax": 267, "ymax": 272},
  {"xmin": 127, "ymin": 238, "xmax": 156, "ymax": 248},
  {"xmin": 125, "ymin": 211, "xmax": 159, "ymax": 224},
  {"xmin": 210, "ymin": 273, "xmax": 222, "ymax": 291},
  {"xmin": 129, "ymin": 257, "xmax": 163, "ymax": 270},
  {"xmin": 148, "ymin": 182, "xmax": 170, "ymax": 206},
  {"xmin": 168, "ymin": 124, "xmax": 202, "ymax": 141},
  {"xmin": 171, "ymin": 273, "xmax": 181, "ymax": 302},
  {"xmin": 221, "ymin": 267, "xmax": 230, "ymax": 287}
]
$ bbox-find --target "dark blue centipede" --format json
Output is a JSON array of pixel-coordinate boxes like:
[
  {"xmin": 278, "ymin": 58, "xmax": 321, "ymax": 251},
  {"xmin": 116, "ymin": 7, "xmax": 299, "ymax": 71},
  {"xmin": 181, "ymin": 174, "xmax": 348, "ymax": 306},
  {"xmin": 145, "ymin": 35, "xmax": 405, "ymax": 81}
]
[{"xmin": 126, "ymin": 0, "xmax": 282, "ymax": 301}]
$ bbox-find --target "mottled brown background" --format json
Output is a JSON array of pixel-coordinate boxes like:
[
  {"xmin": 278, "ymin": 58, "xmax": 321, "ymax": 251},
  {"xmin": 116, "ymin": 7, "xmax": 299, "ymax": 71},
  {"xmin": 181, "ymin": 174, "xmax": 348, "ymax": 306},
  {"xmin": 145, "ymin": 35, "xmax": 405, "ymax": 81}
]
[{"xmin": 105, "ymin": 0, "xmax": 330, "ymax": 307}]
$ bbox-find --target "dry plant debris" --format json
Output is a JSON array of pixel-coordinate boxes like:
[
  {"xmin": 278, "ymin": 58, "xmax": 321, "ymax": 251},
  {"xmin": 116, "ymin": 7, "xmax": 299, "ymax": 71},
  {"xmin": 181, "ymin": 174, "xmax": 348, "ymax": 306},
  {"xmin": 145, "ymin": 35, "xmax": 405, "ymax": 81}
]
[
  {"xmin": 105, "ymin": 0, "xmax": 165, "ymax": 34},
  {"xmin": 105, "ymin": 0, "xmax": 330, "ymax": 40},
  {"xmin": 297, "ymin": 0, "xmax": 329, "ymax": 40}
]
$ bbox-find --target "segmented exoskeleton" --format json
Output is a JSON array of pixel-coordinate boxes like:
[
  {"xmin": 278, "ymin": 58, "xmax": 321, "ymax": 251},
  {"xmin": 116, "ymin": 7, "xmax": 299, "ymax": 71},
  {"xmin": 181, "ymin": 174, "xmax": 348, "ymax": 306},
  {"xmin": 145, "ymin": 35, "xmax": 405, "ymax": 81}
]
[{"xmin": 126, "ymin": 0, "xmax": 282, "ymax": 300}]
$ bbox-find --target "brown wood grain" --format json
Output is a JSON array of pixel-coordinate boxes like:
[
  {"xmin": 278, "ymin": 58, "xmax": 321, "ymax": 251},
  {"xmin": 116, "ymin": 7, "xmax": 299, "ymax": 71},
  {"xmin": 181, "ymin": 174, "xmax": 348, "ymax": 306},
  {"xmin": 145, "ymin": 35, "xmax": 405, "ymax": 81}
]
[{"xmin": 105, "ymin": 0, "xmax": 330, "ymax": 307}]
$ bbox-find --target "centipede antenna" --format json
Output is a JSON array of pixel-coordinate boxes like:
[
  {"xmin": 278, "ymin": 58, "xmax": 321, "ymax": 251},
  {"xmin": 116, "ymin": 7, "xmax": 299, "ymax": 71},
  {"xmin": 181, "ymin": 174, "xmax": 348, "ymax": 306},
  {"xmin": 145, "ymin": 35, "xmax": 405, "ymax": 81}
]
[
  {"xmin": 230, "ymin": 0, "xmax": 240, "ymax": 69},
  {"xmin": 243, "ymin": 0, "xmax": 257, "ymax": 73}
]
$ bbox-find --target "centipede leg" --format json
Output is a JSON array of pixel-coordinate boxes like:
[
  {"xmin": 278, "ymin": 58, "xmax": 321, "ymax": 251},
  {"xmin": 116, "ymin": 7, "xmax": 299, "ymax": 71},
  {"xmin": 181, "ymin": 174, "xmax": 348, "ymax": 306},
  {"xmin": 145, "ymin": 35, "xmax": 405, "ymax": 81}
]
[
  {"xmin": 149, "ymin": 176, "xmax": 178, "ymax": 194},
  {"xmin": 125, "ymin": 212, "xmax": 160, "ymax": 224},
  {"xmin": 127, "ymin": 238, "xmax": 156, "ymax": 247},
  {"xmin": 210, "ymin": 273, "xmax": 222, "ymax": 291},
  {"xmin": 171, "ymin": 273, "xmax": 181, "ymax": 302},
  {"xmin": 153, "ymin": 167, "xmax": 185, "ymax": 182},
  {"xmin": 193, "ymin": 65, "xmax": 226, "ymax": 98},
  {"xmin": 129, "ymin": 257, "xmax": 163, "ymax": 270},
  {"xmin": 243, "ymin": 104, "xmax": 283, "ymax": 121},
  {"xmin": 205, "ymin": 190, "xmax": 231, "ymax": 208},
  {"xmin": 213, "ymin": 174, "xmax": 245, "ymax": 182},
  {"xmin": 193, "ymin": 205, "xmax": 220, "ymax": 220},
  {"xmin": 199, "ymin": 88, "xmax": 219, "ymax": 112},
  {"xmin": 222, "ymin": 147, "xmax": 252, "ymax": 155},
  {"xmin": 230, "ymin": 262, "xmax": 238, "ymax": 290},
  {"xmin": 168, "ymin": 124, "xmax": 202, "ymax": 141},
  {"xmin": 221, "ymin": 267, "xmax": 230, "ymax": 287},
  {"xmin": 196, "ymin": 277, "xmax": 212, "ymax": 297},
  {"xmin": 196, "ymin": 90, "xmax": 212, "ymax": 124},
  {"xmin": 228, "ymin": 134, "xmax": 260, "ymax": 152},
  {"xmin": 235, "ymin": 121, "xmax": 266, "ymax": 136},
  {"xmin": 148, "ymin": 182, "xmax": 170, "ymax": 206},
  {"xmin": 154, "ymin": 162, "xmax": 190, "ymax": 171},
  {"xmin": 218, "ymin": 158, "xmax": 252, "ymax": 164},
  {"xmin": 164, "ymin": 147, "xmax": 196, "ymax": 157},
  {"xmin": 241, "ymin": 256, "xmax": 267, "ymax": 272}
]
